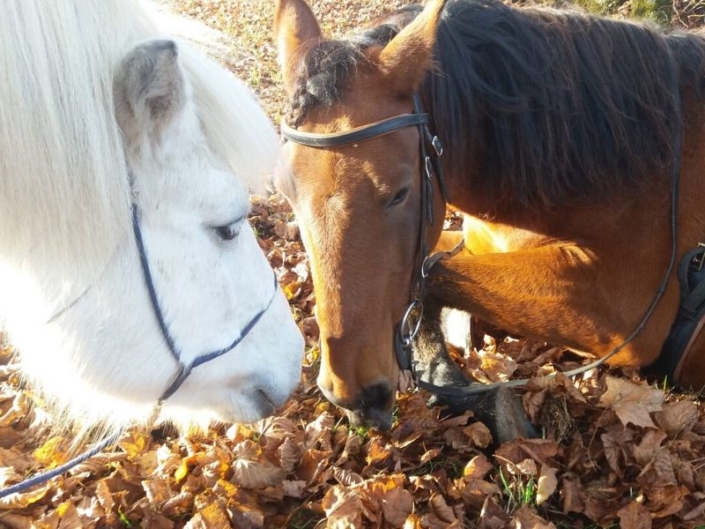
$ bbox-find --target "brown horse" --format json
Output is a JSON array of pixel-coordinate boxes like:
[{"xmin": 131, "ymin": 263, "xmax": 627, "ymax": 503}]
[{"xmin": 274, "ymin": 0, "xmax": 705, "ymax": 440}]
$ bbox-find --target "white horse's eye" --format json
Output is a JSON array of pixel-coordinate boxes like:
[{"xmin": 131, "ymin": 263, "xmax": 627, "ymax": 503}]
[{"xmin": 214, "ymin": 221, "xmax": 242, "ymax": 241}]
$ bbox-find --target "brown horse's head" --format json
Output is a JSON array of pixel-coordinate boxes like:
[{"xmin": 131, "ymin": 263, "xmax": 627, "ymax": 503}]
[{"xmin": 274, "ymin": 0, "xmax": 447, "ymax": 429}]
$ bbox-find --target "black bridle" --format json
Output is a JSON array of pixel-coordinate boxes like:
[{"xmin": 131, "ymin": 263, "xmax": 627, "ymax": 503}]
[
  {"xmin": 281, "ymin": 86, "xmax": 683, "ymax": 398},
  {"xmin": 281, "ymin": 94, "xmax": 454, "ymax": 381}
]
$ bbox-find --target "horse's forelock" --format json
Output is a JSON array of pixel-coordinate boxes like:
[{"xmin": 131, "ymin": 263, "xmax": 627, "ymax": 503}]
[
  {"xmin": 179, "ymin": 44, "xmax": 279, "ymax": 194},
  {"xmin": 285, "ymin": 17, "xmax": 415, "ymax": 128}
]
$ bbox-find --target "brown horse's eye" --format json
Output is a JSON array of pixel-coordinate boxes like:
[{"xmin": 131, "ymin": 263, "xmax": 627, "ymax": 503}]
[{"xmin": 389, "ymin": 188, "xmax": 410, "ymax": 208}]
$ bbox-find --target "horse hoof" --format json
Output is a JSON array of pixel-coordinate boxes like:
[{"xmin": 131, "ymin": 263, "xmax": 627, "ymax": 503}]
[{"xmin": 427, "ymin": 386, "xmax": 536, "ymax": 444}]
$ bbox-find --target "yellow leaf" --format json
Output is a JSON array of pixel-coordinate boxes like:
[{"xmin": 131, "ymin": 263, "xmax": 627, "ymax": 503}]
[
  {"xmin": 192, "ymin": 502, "xmax": 231, "ymax": 528},
  {"xmin": 282, "ymin": 281, "xmax": 300, "ymax": 300},
  {"xmin": 56, "ymin": 500, "xmax": 71, "ymax": 517},
  {"xmin": 213, "ymin": 478, "xmax": 240, "ymax": 499},
  {"xmin": 174, "ymin": 459, "xmax": 189, "ymax": 482},
  {"xmin": 33, "ymin": 437, "xmax": 69, "ymax": 468},
  {"xmin": 118, "ymin": 431, "xmax": 149, "ymax": 459}
]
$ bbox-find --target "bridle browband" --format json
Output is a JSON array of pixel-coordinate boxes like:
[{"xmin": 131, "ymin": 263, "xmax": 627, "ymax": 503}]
[
  {"xmin": 281, "ymin": 112, "xmax": 431, "ymax": 148},
  {"xmin": 281, "ymin": 84, "xmax": 683, "ymax": 399},
  {"xmin": 0, "ymin": 197, "xmax": 277, "ymax": 500}
]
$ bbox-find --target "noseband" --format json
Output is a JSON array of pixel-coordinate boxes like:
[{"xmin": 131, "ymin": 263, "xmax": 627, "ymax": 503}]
[
  {"xmin": 130, "ymin": 204, "xmax": 278, "ymax": 402},
  {"xmin": 281, "ymin": 94, "xmax": 453, "ymax": 377}
]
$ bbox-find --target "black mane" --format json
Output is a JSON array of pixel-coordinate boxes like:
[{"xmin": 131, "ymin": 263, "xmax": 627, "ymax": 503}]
[{"xmin": 286, "ymin": 0, "xmax": 705, "ymax": 207}]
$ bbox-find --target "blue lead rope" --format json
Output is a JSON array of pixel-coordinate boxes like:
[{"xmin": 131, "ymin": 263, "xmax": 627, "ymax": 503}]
[{"xmin": 0, "ymin": 432, "xmax": 119, "ymax": 499}]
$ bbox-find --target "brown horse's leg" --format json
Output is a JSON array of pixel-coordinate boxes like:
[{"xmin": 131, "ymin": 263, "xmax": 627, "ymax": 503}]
[
  {"xmin": 413, "ymin": 297, "xmax": 536, "ymax": 443},
  {"xmin": 426, "ymin": 244, "xmax": 645, "ymax": 356},
  {"xmin": 432, "ymin": 231, "xmax": 510, "ymax": 351}
]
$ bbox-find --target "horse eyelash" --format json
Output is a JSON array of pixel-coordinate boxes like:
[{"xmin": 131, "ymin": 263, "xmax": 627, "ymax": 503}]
[
  {"xmin": 214, "ymin": 220, "xmax": 243, "ymax": 241},
  {"xmin": 389, "ymin": 187, "xmax": 410, "ymax": 207}
]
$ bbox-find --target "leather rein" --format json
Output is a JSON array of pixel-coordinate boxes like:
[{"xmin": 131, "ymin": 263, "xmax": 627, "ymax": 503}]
[{"xmin": 281, "ymin": 89, "xmax": 683, "ymax": 398}]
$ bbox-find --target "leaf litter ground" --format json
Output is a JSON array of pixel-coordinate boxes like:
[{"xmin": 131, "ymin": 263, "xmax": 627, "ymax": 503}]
[{"xmin": 2, "ymin": 1, "xmax": 705, "ymax": 527}]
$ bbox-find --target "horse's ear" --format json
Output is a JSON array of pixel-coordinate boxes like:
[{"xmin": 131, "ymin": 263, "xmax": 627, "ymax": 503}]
[
  {"xmin": 376, "ymin": 0, "xmax": 447, "ymax": 94},
  {"xmin": 274, "ymin": 0, "xmax": 322, "ymax": 91},
  {"xmin": 114, "ymin": 39, "xmax": 186, "ymax": 147}
]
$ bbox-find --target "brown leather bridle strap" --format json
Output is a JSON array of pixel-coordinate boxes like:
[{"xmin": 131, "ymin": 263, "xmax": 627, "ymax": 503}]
[
  {"xmin": 281, "ymin": 113, "xmax": 430, "ymax": 147},
  {"xmin": 281, "ymin": 94, "xmax": 449, "ymax": 375}
]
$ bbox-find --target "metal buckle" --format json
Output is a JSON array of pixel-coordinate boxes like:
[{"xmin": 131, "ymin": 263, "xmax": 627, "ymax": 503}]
[
  {"xmin": 424, "ymin": 156, "xmax": 434, "ymax": 181},
  {"xmin": 398, "ymin": 299, "xmax": 423, "ymax": 346},
  {"xmin": 431, "ymin": 136, "xmax": 443, "ymax": 157}
]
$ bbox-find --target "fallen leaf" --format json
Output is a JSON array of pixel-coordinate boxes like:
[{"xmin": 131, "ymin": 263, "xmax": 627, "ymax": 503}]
[
  {"xmin": 186, "ymin": 502, "xmax": 231, "ymax": 529},
  {"xmin": 536, "ymin": 465, "xmax": 557, "ymax": 505},
  {"xmin": 33, "ymin": 437, "xmax": 69, "ymax": 468},
  {"xmin": 511, "ymin": 505, "xmax": 555, "ymax": 528},
  {"xmin": 654, "ymin": 399, "xmax": 699, "ymax": 436},
  {"xmin": 462, "ymin": 422, "xmax": 492, "ymax": 448},
  {"xmin": 232, "ymin": 459, "xmax": 287, "ymax": 489},
  {"xmin": 381, "ymin": 485, "xmax": 414, "ymax": 526},
  {"xmin": 429, "ymin": 493, "xmax": 456, "ymax": 523},
  {"xmin": 598, "ymin": 376, "xmax": 664, "ymax": 428},
  {"xmin": 463, "ymin": 454, "xmax": 493, "ymax": 480},
  {"xmin": 322, "ymin": 485, "xmax": 363, "ymax": 529},
  {"xmin": 617, "ymin": 500, "xmax": 651, "ymax": 529}
]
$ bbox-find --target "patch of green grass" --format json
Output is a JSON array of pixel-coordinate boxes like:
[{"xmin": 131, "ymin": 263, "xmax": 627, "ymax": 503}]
[
  {"xmin": 630, "ymin": 0, "xmax": 672, "ymax": 25},
  {"xmin": 118, "ymin": 510, "xmax": 135, "ymax": 527},
  {"xmin": 349, "ymin": 424, "xmax": 370, "ymax": 438},
  {"xmin": 498, "ymin": 467, "xmax": 537, "ymax": 512}
]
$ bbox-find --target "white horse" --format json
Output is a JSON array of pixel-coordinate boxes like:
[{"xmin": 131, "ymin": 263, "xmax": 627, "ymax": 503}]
[{"xmin": 0, "ymin": 0, "xmax": 303, "ymax": 435}]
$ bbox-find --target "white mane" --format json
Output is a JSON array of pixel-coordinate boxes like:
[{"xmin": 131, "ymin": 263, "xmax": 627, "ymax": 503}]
[
  {"xmin": 0, "ymin": 0, "xmax": 276, "ymax": 280},
  {"xmin": 0, "ymin": 0, "xmax": 300, "ymax": 437}
]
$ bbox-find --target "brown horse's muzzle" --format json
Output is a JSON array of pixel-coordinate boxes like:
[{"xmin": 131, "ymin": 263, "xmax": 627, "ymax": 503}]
[{"xmin": 318, "ymin": 377, "xmax": 395, "ymax": 431}]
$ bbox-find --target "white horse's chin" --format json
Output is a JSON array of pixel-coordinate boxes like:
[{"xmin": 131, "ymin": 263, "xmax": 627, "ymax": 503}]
[
  {"xmin": 159, "ymin": 385, "xmax": 293, "ymax": 427},
  {"xmin": 185, "ymin": 392, "xmax": 278, "ymax": 426}
]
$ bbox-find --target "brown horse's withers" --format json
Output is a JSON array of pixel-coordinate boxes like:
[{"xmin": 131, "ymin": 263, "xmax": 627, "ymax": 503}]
[{"xmin": 274, "ymin": 0, "xmax": 705, "ymax": 440}]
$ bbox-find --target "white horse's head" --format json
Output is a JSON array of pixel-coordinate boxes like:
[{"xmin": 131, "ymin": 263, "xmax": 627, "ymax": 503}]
[{"xmin": 0, "ymin": 1, "xmax": 303, "ymax": 432}]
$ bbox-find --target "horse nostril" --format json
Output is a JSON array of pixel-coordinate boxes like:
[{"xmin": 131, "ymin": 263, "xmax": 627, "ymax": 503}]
[
  {"xmin": 317, "ymin": 378, "xmax": 395, "ymax": 430},
  {"xmin": 349, "ymin": 380, "xmax": 394, "ymax": 430},
  {"xmin": 359, "ymin": 380, "xmax": 393, "ymax": 411}
]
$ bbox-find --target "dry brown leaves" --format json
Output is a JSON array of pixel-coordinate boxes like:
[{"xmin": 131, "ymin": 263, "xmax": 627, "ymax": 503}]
[
  {"xmin": 2, "ymin": 1, "xmax": 705, "ymax": 527},
  {"xmin": 2, "ymin": 195, "xmax": 705, "ymax": 527}
]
